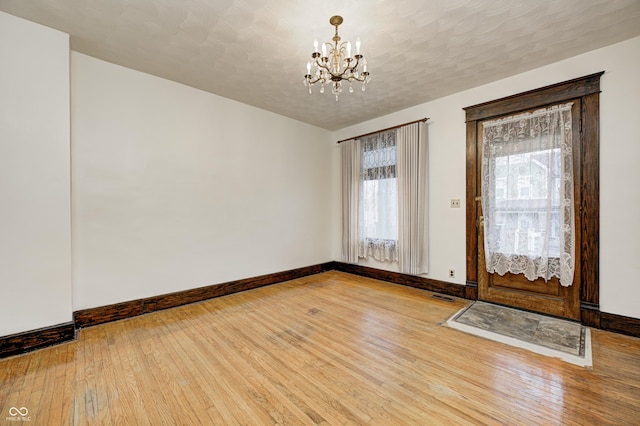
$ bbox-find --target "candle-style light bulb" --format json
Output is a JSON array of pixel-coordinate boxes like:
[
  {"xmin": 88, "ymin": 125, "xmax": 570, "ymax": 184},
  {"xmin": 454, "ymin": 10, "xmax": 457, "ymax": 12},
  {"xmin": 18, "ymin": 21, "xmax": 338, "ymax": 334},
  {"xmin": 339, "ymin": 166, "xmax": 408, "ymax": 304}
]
[
  {"xmin": 322, "ymin": 43, "xmax": 327, "ymax": 57},
  {"xmin": 313, "ymin": 38, "xmax": 318, "ymax": 52},
  {"xmin": 347, "ymin": 41, "xmax": 352, "ymax": 58},
  {"xmin": 306, "ymin": 62, "xmax": 311, "ymax": 73},
  {"xmin": 356, "ymin": 37, "xmax": 361, "ymax": 55}
]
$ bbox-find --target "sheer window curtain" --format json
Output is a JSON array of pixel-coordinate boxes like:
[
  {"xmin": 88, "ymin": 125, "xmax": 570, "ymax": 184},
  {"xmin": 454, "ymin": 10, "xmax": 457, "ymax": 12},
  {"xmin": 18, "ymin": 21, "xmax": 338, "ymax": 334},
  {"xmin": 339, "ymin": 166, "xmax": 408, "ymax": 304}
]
[
  {"xmin": 358, "ymin": 131, "xmax": 398, "ymax": 262},
  {"xmin": 341, "ymin": 139, "xmax": 360, "ymax": 263},
  {"xmin": 481, "ymin": 103, "xmax": 575, "ymax": 286},
  {"xmin": 397, "ymin": 122, "xmax": 429, "ymax": 274}
]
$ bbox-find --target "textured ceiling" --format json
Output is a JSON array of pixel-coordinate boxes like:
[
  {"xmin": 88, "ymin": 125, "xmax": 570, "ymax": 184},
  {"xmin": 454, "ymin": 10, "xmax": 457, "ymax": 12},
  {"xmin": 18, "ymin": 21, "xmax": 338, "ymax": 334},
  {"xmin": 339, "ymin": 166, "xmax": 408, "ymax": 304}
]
[{"xmin": 1, "ymin": 0, "xmax": 640, "ymax": 131}]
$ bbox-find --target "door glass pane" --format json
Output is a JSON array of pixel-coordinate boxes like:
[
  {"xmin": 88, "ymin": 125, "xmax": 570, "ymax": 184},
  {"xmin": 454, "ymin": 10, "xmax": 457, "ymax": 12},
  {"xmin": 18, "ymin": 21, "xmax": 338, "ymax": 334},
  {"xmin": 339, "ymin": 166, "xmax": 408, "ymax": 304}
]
[{"xmin": 492, "ymin": 148, "xmax": 561, "ymax": 258}]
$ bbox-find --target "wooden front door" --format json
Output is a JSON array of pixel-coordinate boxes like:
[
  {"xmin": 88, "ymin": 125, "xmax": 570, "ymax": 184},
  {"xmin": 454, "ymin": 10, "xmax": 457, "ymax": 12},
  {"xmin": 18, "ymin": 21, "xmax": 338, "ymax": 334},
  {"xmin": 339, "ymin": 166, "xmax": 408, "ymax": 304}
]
[{"xmin": 477, "ymin": 101, "xmax": 581, "ymax": 320}]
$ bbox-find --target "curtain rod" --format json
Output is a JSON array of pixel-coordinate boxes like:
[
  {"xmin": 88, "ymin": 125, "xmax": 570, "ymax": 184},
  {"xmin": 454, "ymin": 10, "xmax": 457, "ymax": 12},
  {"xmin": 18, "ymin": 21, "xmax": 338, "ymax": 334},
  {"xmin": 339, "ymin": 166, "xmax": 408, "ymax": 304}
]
[{"xmin": 336, "ymin": 117, "xmax": 430, "ymax": 144}]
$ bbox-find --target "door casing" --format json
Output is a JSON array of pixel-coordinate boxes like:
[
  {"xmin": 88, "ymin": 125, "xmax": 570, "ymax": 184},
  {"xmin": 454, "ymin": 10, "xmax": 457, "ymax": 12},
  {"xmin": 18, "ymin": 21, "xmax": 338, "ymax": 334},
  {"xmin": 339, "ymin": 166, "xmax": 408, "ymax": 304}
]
[{"xmin": 464, "ymin": 72, "xmax": 603, "ymax": 326}]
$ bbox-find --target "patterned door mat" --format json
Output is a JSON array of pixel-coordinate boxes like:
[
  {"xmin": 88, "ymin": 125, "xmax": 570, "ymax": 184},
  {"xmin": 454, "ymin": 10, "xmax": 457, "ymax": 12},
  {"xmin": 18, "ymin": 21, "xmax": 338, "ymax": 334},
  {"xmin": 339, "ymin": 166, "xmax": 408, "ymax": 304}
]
[{"xmin": 447, "ymin": 301, "xmax": 591, "ymax": 367}]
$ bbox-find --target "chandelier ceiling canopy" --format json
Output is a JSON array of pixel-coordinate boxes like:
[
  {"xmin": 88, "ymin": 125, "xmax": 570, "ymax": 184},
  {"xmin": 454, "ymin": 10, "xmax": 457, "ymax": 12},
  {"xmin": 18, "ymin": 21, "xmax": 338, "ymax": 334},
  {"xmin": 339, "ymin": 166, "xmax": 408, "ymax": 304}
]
[{"xmin": 304, "ymin": 15, "xmax": 370, "ymax": 101}]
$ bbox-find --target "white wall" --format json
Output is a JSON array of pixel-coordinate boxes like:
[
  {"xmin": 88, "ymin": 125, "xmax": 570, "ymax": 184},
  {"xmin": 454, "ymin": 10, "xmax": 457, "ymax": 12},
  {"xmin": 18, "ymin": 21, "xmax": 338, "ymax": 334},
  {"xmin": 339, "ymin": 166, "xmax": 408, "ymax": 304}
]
[
  {"xmin": 71, "ymin": 53, "xmax": 334, "ymax": 310},
  {"xmin": 0, "ymin": 12, "xmax": 72, "ymax": 336},
  {"xmin": 333, "ymin": 36, "xmax": 640, "ymax": 319}
]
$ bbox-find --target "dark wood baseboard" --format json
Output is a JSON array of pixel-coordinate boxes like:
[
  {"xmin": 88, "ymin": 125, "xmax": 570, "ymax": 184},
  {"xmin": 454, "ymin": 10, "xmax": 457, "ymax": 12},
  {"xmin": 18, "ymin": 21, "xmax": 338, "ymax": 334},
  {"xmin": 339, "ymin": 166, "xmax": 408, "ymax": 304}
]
[
  {"xmin": 74, "ymin": 263, "xmax": 334, "ymax": 329},
  {"xmin": 578, "ymin": 302, "xmax": 640, "ymax": 339},
  {"xmin": 5, "ymin": 262, "xmax": 639, "ymax": 358},
  {"xmin": 331, "ymin": 261, "xmax": 467, "ymax": 299},
  {"xmin": 601, "ymin": 312, "xmax": 640, "ymax": 338},
  {"xmin": 581, "ymin": 301, "xmax": 601, "ymax": 328},
  {"xmin": 464, "ymin": 281, "xmax": 478, "ymax": 300},
  {"xmin": 0, "ymin": 322, "xmax": 75, "ymax": 359}
]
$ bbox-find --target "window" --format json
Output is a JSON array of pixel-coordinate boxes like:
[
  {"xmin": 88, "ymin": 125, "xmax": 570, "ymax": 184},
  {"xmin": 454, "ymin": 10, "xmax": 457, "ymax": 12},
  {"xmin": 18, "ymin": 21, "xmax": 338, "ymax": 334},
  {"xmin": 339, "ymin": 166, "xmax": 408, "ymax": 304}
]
[
  {"xmin": 342, "ymin": 120, "xmax": 429, "ymax": 274},
  {"xmin": 492, "ymin": 149, "xmax": 562, "ymax": 258}
]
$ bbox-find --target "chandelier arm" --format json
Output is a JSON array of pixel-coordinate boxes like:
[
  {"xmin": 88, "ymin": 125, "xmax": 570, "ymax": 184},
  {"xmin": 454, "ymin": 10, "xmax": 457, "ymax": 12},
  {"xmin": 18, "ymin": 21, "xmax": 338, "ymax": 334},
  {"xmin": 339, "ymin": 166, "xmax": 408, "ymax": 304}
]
[
  {"xmin": 336, "ymin": 56, "xmax": 360, "ymax": 79},
  {"xmin": 334, "ymin": 68, "xmax": 352, "ymax": 80},
  {"xmin": 352, "ymin": 55, "xmax": 362, "ymax": 70},
  {"xmin": 306, "ymin": 75, "xmax": 325, "ymax": 85},
  {"xmin": 335, "ymin": 61, "xmax": 364, "ymax": 81},
  {"xmin": 314, "ymin": 59, "xmax": 335, "ymax": 77}
]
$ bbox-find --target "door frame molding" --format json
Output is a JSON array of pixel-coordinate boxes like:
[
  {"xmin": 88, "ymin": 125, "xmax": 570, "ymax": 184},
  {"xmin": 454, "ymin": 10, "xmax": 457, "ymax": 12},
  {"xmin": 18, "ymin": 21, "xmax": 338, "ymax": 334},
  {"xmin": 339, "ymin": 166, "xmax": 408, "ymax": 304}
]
[{"xmin": 463, "ymin": 72, "xmax": 604, "ymax": 326}]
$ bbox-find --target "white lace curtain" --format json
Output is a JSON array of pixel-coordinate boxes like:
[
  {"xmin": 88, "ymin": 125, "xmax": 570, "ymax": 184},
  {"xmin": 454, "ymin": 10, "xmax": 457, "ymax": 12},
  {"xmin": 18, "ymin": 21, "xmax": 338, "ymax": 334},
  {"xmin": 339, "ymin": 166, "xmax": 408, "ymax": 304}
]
[
  {"xmin": 358, "ymin": 130, "xmax": 398, "ymax": 261},
  {"xmin": 481, "ymin": 103, "xmax": 575, "ymax": 286}
]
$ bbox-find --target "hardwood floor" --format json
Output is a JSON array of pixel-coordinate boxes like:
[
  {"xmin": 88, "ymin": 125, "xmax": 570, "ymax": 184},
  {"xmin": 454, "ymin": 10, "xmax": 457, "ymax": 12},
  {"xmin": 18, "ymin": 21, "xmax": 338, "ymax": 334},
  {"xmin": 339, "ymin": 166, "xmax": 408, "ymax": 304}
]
[{"xmin": 1, "ymin": 271, "xmax": 639, "ymax": 425}]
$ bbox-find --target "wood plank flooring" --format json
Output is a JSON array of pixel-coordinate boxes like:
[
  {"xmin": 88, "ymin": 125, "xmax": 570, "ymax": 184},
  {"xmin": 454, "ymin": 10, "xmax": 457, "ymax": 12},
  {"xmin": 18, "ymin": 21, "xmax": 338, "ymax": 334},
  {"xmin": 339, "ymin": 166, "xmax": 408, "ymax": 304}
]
[{"xmin": 1, "ymin": 271, "xmax": 639, "ymax": 425}]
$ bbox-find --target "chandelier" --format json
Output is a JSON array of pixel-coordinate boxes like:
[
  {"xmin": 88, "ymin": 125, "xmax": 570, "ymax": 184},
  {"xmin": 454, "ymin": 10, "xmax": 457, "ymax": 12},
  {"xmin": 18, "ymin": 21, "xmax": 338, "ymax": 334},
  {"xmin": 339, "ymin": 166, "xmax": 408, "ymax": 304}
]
[{"xmin": 303, "ymin": 15, "xmax": 370, "ymax": 101}]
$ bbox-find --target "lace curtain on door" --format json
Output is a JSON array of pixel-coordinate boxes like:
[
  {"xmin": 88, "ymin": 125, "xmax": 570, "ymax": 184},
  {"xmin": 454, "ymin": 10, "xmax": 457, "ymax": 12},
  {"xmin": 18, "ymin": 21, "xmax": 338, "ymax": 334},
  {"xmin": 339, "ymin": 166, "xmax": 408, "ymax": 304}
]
[
  {"xmin": 358, "ymin": 130, "xmax": 398, "ymax": 262},
  {"xmin": 481, "ymin": 103, "xmax": 575, "ymax": 286}
]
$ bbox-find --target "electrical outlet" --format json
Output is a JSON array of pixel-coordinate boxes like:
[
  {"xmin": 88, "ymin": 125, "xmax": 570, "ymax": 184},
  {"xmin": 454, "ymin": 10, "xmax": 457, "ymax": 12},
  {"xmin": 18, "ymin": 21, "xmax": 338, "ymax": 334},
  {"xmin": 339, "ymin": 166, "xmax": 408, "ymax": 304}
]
[
  {"xmin": 448, "ymin": 269, "xmax": 455, "ymax": 278},
  {"xmin": 450, "ymin": 199, "xmax": 460, "ymax": 208}
]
